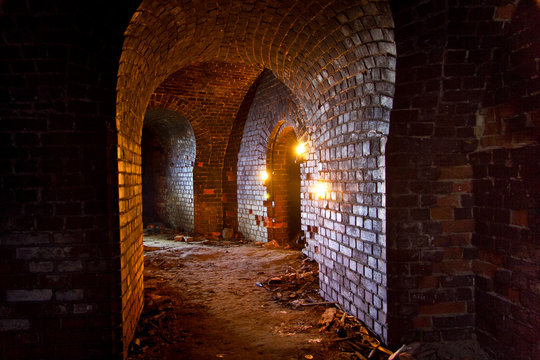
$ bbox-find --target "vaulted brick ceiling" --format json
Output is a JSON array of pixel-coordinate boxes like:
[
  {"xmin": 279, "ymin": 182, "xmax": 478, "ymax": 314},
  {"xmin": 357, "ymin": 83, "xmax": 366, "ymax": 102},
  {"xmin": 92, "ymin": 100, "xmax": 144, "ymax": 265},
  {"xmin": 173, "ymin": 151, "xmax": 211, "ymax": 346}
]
[
  {"xmin": 149, "ymin": 62, "xmax": 262, "ymax": 165},
  {"xmin": 117, "ymin": 0, "xmax": 396, "ymax": 141}
]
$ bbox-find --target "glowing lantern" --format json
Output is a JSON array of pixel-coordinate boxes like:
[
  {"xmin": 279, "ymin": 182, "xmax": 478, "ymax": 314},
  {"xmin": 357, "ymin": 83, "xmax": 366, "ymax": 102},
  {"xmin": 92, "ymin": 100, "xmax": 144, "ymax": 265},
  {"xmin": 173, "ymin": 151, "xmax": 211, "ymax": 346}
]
[
  {"xmin": 260, "ymin": 170, "xmax": 269, "ymax": 182},
  {"xmin": 314, "ymin": 182, "xmax": 327, "ymax": 199},
  {"xmin": 296, "ymin": 142, "xmax": 306, "ymax": 156}
]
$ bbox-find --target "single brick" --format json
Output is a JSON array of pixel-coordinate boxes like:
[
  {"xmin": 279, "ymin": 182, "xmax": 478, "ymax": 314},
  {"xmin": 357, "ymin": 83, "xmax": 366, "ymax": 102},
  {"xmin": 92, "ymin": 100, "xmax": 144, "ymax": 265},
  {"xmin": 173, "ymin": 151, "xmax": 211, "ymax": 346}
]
[
  {"xmin": 419, "ymin": 301, "xmax": 467, "ymax": 315},
  {"xmin": 57, "ymin": 260, "xmax": 83, "ymax": 272},
  {"xmin": 55, "ymin": 289, "xmax": 83, "ymax": 301},
  {"xmin": 0, "ymin": 319, "xmax": 30, "ymax": 331},
  {"xmin": 6, "ymin": 289, "xmax": 52, "ymax": 302},
  {"xmin": 28, "ymin": 261, "xmax": 54, "ymax": 273}
]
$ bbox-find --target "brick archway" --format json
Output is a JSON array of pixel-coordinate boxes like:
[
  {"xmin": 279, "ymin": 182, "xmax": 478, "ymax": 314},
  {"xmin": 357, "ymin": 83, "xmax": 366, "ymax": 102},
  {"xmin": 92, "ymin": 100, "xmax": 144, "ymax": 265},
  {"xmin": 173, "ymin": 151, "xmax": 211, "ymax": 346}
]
[
  {"xmin": 142, "ymin": 108, "xmax": 196, "ymax": 232},
  {"xmin": 146, "ymin": 63, "xmax": 262, "ymax": 234},
  {"xmin": 265, "ymin": 124, "xmax": 302, "ymax": 247},
  {"xmin": 117, "ymin": 0, "xmax": 396, "ymax": 353}
]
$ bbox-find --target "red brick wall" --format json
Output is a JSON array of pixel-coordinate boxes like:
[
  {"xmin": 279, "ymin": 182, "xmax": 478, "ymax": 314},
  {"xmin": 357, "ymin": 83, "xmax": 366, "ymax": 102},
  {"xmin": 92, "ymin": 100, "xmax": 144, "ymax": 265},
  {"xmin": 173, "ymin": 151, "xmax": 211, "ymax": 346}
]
[
  {"xmin": 222, "ymin": 78, "xmax": 262, "ymax": 231},
  {"xmin": 389, "ymin": 0, "xmax": 478, "ymax": 343},
  {"xmin": 142, "ymin": 108, "xmax": 195, "ymax": 232},
  {"xmin": 388, "ymin": 0, "xmax": 501, "ymax": 345},
  {"xmin": 388, "ymin": 2, "xmax": 539, "ymax": 359},
  {"xmin": 117, "ymin": 124, "xmax": 144, "ymax": 360},
  {"xmin": 470, "ymin": 2, "xmax": 540, "ymax": 359}
]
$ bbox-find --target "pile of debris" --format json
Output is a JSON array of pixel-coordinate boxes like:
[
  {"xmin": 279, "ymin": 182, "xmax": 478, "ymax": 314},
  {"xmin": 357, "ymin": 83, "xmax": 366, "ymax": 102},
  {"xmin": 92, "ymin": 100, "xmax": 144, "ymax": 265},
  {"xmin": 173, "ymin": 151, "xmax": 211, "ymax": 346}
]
[
  {"xmin": 170, "ymin": 228, "xmax": 251, "ymax": 245},
  {"xmin": 257, "ymin": 257, "xmax": 323, "ymax": 307},
  {"xmin": 129, "ymin": 290, "xmax": 179, "ymax": 355},
  {"xmin": 258, "ymin": 255, "xmax": 415, "ymax": 360},
  {"xmin": 145, "ymin": 223, "xmax": 250, "ymax": 245},
  {"xmin": 317, "ymin": 307, "xmax": 414, "ymax": 360},
  {"xmin": 255, "ymin": 231, "xmax": 306, "ymax": 250},
  {"xmin": 144, "ymin": 223, "xmax": 176, "ymax": 235}
]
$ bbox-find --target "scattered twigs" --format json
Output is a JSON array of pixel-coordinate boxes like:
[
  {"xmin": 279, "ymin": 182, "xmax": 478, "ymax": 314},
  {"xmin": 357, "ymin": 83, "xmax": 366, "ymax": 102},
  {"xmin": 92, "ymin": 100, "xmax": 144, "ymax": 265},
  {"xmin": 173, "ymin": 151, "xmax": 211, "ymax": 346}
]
[
  {"xmin": 257, "ymin": 255, "xmax": 320, "ymax": 307},
  {"xmin": 388, "ymin": 344, "xmax": 407, "ymax": 360},
  {"xmin": 255, "ymin": 254, "xmax": 415, "ymax": 360},
  {"xmin": 320, "ymin": 306, "xmax": 410, "ymax": 360},
  {"xmin": 318, "ymin": 308, "xmax": 337, "ymax": 332},
  {"xmin": 338, "ymin": 312, "xmax": 347, "ymax": 327},
  {"xmin": 299, "ymin": 301, "xmax": 336, "ymax": 307},
  {"xmin": 353, "ymin": 351, "xmax": 368, "ymax": 360}
]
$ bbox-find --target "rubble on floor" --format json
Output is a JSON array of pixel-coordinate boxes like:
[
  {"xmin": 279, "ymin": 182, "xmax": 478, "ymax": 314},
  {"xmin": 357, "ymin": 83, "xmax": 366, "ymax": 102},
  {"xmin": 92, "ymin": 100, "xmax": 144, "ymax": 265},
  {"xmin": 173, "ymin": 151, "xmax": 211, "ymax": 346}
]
[
  {"xmin": 144, "ymin": 223, "xmax": 251, "ymax": 246},
  {"xmin": 320, "ymin": 308, "xmax": 411, "ymax": 360},
  {"xmin": 145, "ymin": 223, "xmax": 306, "ymax": 250},
  {"xmin": 257, "ymin": 256, "xmax": 323, "ymax": 308},
  {"xmin": 129, "ymin": 283, "xmax": 179, "ymax": 355},
  {"xmin": 144, "ymin": 223, "xmax": 175, "ymax": 235},
  {"xmin": 259, "ymin": 256, "xmax": 416, "ymax": 360}
]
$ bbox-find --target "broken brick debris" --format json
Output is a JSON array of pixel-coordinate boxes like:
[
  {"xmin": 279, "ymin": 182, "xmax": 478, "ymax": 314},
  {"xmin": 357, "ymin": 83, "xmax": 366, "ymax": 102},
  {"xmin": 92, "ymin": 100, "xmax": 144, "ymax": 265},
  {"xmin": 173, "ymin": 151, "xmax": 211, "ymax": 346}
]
[
  {"xmin": 321, "ymin": 308, "xmax": 415, "ymax": 360},
  {"xmin": 258, "ymin": 254, "xmax": 416, "ymax": 360},
  {"xmin": 258, "ymin": 256, "xmax": 320, "ymax": 307}
]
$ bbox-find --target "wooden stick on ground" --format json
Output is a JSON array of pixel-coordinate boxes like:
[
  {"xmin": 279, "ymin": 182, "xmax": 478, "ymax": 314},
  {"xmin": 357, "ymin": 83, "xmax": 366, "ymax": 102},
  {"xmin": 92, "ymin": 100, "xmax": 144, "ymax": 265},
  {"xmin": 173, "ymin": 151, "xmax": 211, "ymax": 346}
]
[
  {"xmin": 388, "ymin": 344, "xmax": 407, "ymax": 360},
  {"xmin": 354, "ymin": 351, "xmax": 368, "ymax": 360},
  {"xmin": 300, "ymin": 301, "xmax": 336, "ymax": 307}
]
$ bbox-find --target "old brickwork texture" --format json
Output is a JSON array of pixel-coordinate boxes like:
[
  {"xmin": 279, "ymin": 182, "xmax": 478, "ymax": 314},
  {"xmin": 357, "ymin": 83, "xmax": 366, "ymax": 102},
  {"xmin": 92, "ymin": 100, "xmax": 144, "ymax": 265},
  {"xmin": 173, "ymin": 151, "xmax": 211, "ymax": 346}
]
[
  {"xmin": 265, "ymin": 126, "xmax": 301, "ymax": 245},
  {"xmin": 237, "ymin": 70, "xmax": 306, "ymax": 243},
  {"xmin": 0, "ymin": 0, "xmax": 538, "ymax": 359},
  {"xmin": 142, "ymin": 108, "xmax": 195, "ymax": 232},
  {"xmin": 388, "ymin": 1, "xmax": 539, "ymax": 359},
  {"xmin": 471, "ymin": 1, "xmax": 540, "ymax": 357}
]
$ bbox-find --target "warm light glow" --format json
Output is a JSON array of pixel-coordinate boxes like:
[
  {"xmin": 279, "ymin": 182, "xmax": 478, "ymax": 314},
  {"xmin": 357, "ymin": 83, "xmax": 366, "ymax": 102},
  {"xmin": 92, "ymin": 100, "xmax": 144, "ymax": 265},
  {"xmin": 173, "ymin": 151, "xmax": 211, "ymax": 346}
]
[
  {"xmin": 264, "ymin": 192, "xmax": 270, "ymax": 200},
  {"xmin": 260, "ymin": 170, "xmax": 269, "ymax": 182},
  {"xmin": 314, "ymin": 182, "xmax": 327, "ymax": 199},
  {"xmin": 296, "ymin": 142, "xmax": 306, "ymax": 156}
]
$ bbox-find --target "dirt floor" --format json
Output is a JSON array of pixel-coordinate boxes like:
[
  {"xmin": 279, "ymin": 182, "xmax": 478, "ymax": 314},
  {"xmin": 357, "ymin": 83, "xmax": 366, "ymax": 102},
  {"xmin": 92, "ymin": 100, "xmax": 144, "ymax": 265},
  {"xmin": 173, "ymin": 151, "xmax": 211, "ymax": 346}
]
[
  {"xmin": 128, "ymin": 233, "xmax": 347, "ymax": 360},
  {"xmin": 127, "ymin": 233, "xmax": 492, "ymax": 360}
]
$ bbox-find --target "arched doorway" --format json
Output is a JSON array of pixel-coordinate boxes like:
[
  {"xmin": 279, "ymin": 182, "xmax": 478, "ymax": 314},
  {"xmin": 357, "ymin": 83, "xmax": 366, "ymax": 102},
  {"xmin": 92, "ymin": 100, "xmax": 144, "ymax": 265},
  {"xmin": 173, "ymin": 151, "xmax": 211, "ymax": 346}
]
[
  {"xmin": 265, "ymin": 123, "xmax": 302, "ymax": 248},
  {"xmin": 141, "ymin": 108, "xmax": 195, "ymax": 232}
]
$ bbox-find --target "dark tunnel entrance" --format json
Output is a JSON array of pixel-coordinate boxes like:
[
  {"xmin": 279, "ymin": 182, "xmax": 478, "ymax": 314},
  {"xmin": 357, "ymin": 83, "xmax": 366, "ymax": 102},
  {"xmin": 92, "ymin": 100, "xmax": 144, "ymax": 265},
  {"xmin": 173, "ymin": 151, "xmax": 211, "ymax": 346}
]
[{"xmin": 141, "ymin": 108, "xmax": 195, "ymax": 232}]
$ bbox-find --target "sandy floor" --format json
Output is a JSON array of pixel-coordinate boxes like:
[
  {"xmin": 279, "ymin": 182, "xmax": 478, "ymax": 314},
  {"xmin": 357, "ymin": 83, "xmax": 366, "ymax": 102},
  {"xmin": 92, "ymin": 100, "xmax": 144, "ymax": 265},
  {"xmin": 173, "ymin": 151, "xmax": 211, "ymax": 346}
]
[{"xmin": 128, "ymin": 234, "xmax": 345, "ymax": 360}]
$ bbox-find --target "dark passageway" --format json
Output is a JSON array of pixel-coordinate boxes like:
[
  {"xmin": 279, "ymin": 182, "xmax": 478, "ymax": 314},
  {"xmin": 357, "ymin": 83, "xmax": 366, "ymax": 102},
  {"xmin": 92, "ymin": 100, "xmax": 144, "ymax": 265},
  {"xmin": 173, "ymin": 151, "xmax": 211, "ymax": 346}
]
[{"xmin": 141, "ymin": 109, "xmax": 195, "ymax": 232}]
